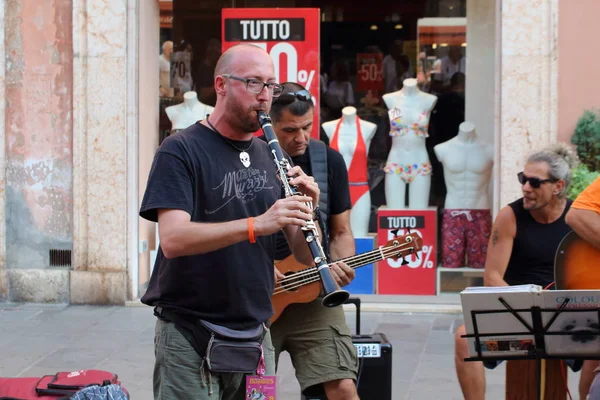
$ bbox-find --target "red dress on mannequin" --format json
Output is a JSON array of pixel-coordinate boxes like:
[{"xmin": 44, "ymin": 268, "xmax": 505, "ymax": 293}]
[{"xmin": 330, "ymin": 116, "xmax": 369, "ymax": 206}]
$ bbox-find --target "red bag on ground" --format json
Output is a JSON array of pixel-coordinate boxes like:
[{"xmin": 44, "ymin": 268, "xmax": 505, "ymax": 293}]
[{"xmin": 0, "ymin": 369, "xmax": 123, "ymax": 399}]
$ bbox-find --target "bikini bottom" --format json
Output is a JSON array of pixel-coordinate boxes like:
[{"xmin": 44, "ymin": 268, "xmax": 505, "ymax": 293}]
[{"xmin": 383, "ymin": 161, "xmax": 432, "ymax": 184}]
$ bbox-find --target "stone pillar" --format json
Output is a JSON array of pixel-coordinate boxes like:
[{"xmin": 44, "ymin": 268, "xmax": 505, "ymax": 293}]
[
  {"xmin": 2, "ymin": 0, "xmax": 74, "ymax": 302},
  {"xmin": 498, "ymin": 0, "xmax": 559, "ymax": 207},
  {"xmin": 0, "ymin": 0, "xmax": 6, "ymax": 302},
  {"xmin": 71, "ymin": 0, "xmax": 129, "ymax": 304}
]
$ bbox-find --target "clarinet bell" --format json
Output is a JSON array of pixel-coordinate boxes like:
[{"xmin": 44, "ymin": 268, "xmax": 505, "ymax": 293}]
[{"xmin": 319, "ymin": 266, "xmax": 350, "ymax": 307}]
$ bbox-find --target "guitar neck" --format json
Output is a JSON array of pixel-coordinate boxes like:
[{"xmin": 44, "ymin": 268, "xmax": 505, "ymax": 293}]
[{"xmin": 335, "ymin": 246, "xmax": 391, "ymax": 270}]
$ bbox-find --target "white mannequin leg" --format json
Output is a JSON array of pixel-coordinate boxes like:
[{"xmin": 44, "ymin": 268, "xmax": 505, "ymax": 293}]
[
  {"xmin": 385, "ymin": 173, "xmax": 407, "ymax": 209},
  {"xmin": 350, "ymin": 192, "xmax": 371, "ymax": 237},
  {"xmin": 408, "ymin": 174, "xmax": 431, "ymax": 209}
]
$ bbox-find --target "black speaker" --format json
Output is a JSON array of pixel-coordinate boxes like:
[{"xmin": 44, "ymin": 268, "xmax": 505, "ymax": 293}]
[
  {"xmin": 301, "ymin": 298, "xmax": 393, "ymax": 400},
  {"xmin": 352, "ymin": 332, "xmax": 393, "ymax": 399}
]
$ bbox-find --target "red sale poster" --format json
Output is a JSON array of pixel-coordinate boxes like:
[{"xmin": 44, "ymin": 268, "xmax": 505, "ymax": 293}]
[
  {"xmin": 356, "ymin": 53, "xmax": 383, "ymax": 92},
  {"xmin": 376, "ymin": 208, "xmax": 438, "ymax": 295},
  {"xmin": 222, "ymin": 8, "xmax": 320, "ymax": 138}
]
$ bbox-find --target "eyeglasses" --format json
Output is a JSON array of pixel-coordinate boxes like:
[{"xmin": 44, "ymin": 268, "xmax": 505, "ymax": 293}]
[
  {"xmin": 517, "ymin": 172, "xmax": 558, "ymax": 188},
  {"xmin": 221, "ymin": 74, "xmax": 284, "ymax": 97}
]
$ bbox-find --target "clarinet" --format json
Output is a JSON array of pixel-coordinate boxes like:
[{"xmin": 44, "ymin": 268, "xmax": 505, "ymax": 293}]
[{"xmin": 257, "ymin": 110, "xmax": 349, "ymax": 308}]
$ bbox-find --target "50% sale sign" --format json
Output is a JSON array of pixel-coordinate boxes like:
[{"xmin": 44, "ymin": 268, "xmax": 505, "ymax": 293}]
[
  {"xmin": 222, "ymin": 8, "xmax": 321, "ymax": 138},
  {"xmin": 376, "ymin": 209, "xmax": 438, "ymax": 295}
]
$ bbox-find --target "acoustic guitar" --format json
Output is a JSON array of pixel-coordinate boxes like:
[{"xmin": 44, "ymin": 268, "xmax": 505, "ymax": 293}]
[
  {"xmin": 270, "ymin": 231, "xmax": 423, "ymax": 323},
  {"xmin": 554, "ymin": 230, "xmax": 600, "ymax": 290}
]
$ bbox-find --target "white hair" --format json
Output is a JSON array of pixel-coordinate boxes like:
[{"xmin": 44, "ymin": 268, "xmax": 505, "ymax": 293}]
[{"xmin": 527, "ymin": 143, "xmax": 579, "ymax": 197}]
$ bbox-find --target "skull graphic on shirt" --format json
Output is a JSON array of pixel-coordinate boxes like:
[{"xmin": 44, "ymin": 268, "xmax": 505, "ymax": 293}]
[{"xmin": 239, "ymin": 151, "xmax": 251, "ymax": 168}]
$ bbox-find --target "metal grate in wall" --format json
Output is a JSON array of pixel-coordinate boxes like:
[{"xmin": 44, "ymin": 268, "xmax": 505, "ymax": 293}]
[{"xmin": 49, "ymin": 249, "xmax": 72, "ymax": 268}]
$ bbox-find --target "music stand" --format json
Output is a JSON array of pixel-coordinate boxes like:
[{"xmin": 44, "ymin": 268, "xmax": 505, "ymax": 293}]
[{"xmin": 461, "ymin": 295, "xmax": 600, "ymax": 400}]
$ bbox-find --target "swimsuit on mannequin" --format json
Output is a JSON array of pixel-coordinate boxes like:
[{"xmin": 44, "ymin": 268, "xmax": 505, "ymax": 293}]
[
  {"xmin": 322, "ymin": 106, "xmax": 376, "ymax": 237},
  {"xmin": 434, "ymin": 121, "xmax": 494, "ymax": 268},
  {"xmin": 382, "ymin": 78, "xmax": 437, "ymax": 209},
  {"xmin": 165, "ymin": 91, "xmax": 215, "ymax": 133}
]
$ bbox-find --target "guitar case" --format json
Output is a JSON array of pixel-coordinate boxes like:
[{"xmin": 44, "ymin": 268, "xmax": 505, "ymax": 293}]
[{"xmin": 302, "ymin": 298, "xmax": 393, "ymax": 400}]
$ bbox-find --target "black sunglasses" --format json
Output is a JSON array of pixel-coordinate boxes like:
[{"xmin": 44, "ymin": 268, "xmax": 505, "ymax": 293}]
[
  {"xmin": 274, "ymin": 89, "xmax": 312, "ymax": 104},
  {"xmin": 517, "ymin": 172, "xmax": 558, "ymax": 188}
]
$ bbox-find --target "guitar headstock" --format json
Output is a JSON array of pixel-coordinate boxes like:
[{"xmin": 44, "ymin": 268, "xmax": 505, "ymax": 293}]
[{"xmin": 385, "ymin": 230, "xmax": 424, "ymax": 264}]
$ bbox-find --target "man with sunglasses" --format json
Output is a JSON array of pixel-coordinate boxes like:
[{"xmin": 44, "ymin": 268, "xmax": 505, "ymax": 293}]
[
  {"xmin": 261, "ymin": 82, "xmax": 360, "ymax": 400},
  {"xmin": 140, "ymin": 44, "xmax": 324, "ymax": 400},
  {"xmin": 453, "ymin": 143, "xmax": 585, "ymax": 400}
]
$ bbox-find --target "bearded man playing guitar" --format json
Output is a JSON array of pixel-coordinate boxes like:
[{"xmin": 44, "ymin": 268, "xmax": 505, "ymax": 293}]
[
  {"xmin": 564, "ymin": 176, "xmax": 600, "ymax": 399},
  {"xmin": 261, "ymin": 82, "xmax": 360, "ymax": 400}
]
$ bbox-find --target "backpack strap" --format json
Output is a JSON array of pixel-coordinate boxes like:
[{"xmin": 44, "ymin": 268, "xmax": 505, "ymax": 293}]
[
  {"xmin": 307, "ymin": 139, "xmax": 330, "ymax": 257},
  {"xmin": 308, "ymin": 139, "xmax": 328, "ymax": 223}
]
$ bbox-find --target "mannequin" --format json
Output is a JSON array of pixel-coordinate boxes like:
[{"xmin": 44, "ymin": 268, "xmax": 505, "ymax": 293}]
[
  {"xmin": 165, "ymin": 91, "xmax": 214, "ymax": 132},
  {"xmin": 322, "ymin": 106, "xmax": 377, "ymax": 236},
  {"xmin": 159, "ymin": 41, "xmax": 173, "ymax": 97},
  {"xmin": 434, "ymin": 121, "xmax": 494, "ymax": 269},
  {"xmin": 382, "ymin": 78, "xmax": 437, "ymax": 209}
]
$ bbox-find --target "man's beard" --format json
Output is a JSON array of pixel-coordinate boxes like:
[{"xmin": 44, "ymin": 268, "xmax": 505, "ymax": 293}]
[{"xmin": 228, "ymin": 97, "xmax": 263, "ymax": 133}]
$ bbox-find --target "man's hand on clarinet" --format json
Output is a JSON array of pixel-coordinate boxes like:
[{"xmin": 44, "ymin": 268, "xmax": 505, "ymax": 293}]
[
  {"xmin": 287, "ymin": 166, "xmax": 320, "ymax": 208},
  {"xmin": 254, "ymin": 195, "xmax": 314, "ymax": 236}
]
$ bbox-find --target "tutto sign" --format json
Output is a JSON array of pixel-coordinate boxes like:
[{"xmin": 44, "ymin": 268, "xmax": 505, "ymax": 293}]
[
  {"xmin": 222, "ymin": 8, "xmax": 320, "ymax": 138},
  {"xmin": 356, "ymin": 53, "xmax": 383, "ymax": 92},
  {"xmin": 223, "ymin": 19, "xmax": 306, "ymax": 41},
  {"xmin": 376, "ymin": 208, "xmax": 438, "ymax": 295}
]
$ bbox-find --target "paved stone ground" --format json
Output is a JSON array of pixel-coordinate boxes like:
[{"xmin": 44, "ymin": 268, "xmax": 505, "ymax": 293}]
[{"xmin": 0, "ymin": 303, "xmax": 582, "ymax": 399}]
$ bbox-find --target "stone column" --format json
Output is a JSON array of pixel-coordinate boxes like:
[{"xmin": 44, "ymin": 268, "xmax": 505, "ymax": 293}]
[
  {"xmin": 0, "ymin": 0, "xmax": 6, "ymax": 301},
  {"xmin": 497, "ymin": 0, "xmax": 559, "ymax": 207},
  {"xmin": 71, "ymin": 0, "xmax": 129, "ymax": 304},
  {"xmin": 2, "ymin": 0, "xmax": 74, "ymax": 302}
]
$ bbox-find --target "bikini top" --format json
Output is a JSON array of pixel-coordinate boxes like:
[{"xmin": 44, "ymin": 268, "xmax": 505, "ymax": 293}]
[{"xmin": 388, "ymin": 107, "xmax": 429, "ymax": 138}]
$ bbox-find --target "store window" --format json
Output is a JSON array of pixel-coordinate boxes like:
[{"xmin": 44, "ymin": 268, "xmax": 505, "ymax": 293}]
[
  {"xmin": 154, "ymin": 0, "xmax": 491, "ymax": 294},
  {"xmin": 317, "ymin": 7, "xmax": 467, "ymax": 232}
]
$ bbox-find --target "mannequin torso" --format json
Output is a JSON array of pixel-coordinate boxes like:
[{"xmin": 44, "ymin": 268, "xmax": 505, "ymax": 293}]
[
  {"xmin": 382, "ymin": 78, "xmax": 437, "ymax": 209},
  {"xmin": 165, "ymin": 91, "xmax": 215, "ymax": 131},
  {"xmin": 382, "ymin": 78, "xmax": 437, "ymax": 161},
  {"xmin": 322, "ymin": 107, "xmax": 376, "ymax": 236},
  {"xmin": 322, "ymin": 107, "xmax": 376, "ymax": 169},
  {"xmin": 434, "ymin": 121, "xmax": 494, "ymax": 209},
  {"xmin": 436, "ymin": 121, "xmax": 494, "ymax": 269}
]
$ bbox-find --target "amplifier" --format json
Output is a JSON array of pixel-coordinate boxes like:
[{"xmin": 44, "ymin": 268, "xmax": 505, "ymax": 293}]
[{"xmin": 301, "ymin": 298, "xmax": 393, "ymax": 400}]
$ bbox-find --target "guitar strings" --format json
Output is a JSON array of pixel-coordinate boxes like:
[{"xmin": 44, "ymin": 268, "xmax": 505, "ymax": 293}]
[
  {"xmin": 273, "ymin": 244, "xmax": 417, "ymax": 295},
  {"xmin": 274, "ymin": 243, "xmax": 414, "ymax": 288},
  {"xmin": 274, "ymin": 243, "xmax": 414, "ymax": 286},
  {"xmin": 275, "ymin": 251, "xmax": 384, "ymax": 287}
]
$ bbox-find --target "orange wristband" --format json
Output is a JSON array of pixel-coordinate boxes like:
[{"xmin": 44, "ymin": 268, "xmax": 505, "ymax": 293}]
[{"xmin": 248, "ymin": 217, "xmax": 256, "ymax": 243}]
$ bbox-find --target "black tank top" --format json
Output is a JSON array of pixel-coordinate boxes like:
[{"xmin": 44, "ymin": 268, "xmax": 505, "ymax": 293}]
[{"xmin": 503, "ymin": 198, "xmax": 573, "ymax": 288}]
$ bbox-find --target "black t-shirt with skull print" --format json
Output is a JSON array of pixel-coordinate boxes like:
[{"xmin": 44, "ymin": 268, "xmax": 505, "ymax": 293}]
[{"xmin": 140, "ymin": 122, "xmax": 284, "ymax": 329}]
